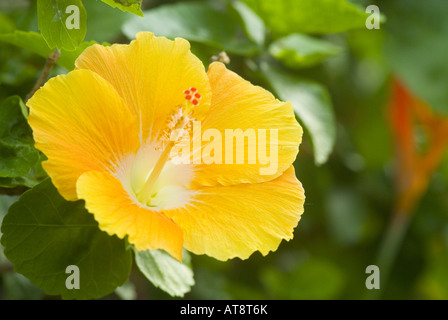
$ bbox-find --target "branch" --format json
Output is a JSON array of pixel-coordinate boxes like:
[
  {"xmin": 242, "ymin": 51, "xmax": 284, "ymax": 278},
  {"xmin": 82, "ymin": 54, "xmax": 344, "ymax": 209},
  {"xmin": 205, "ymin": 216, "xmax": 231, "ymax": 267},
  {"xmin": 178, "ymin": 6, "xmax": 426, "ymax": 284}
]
[
  {"xmin": 0, "ymin": 262, "xmax": 14, "ymax": 275},
  {"xmin": 26, "ymin": 49, "xmax": 61, "ymax": 102}
]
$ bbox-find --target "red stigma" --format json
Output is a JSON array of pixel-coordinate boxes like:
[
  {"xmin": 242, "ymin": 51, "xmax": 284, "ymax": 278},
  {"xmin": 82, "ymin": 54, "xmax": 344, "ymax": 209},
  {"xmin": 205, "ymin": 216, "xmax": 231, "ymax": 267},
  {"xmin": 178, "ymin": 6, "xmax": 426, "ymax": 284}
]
[{"xmin": 184, "ymin": 87, "xmax": 201, "ymax": 106}]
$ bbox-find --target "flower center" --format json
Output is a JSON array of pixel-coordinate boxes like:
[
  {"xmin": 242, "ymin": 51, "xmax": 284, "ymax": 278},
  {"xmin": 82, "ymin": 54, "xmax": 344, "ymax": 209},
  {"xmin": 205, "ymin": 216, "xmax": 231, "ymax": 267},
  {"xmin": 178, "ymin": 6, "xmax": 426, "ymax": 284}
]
[
  {"xmin": 129, "ymin": 146, "xmax": 193, "ymax": 209},
  {"xmin": 131, "ymin": 88, "xmax": 201, "ymax": 208}
]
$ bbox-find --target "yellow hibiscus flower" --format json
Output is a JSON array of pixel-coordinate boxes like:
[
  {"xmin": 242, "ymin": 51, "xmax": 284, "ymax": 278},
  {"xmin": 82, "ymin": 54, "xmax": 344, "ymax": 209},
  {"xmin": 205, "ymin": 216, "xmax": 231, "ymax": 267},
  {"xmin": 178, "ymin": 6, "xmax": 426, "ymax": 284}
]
[{"xmin": 26, "ymin": 32, "xmax": 305, "ymax": 262}]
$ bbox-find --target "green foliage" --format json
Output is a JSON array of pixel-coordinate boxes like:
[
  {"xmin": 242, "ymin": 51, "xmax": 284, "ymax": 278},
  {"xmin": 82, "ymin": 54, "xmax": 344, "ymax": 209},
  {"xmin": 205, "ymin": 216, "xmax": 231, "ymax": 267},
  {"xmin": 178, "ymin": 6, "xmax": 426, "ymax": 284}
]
[
  {"xmin": 261, "ymin": 258, "xmax": 345, "ymax": 299},
  {"xmin": 100, "ymin": 0, "xmax": 143, "ymax": 17},
  {"xmin": 123, "ymin": 1, "xmax": 260, "ymax": 56},
  {"xmin": 83, "ymin": 0, "xmax": 131, "ymax": 43},
  {"xmin": 37, "ymin": 0, "xmax": 87, "ymax": 51},
  {"xmin": 242, "ymin": 0, "xmax": 368, "ymax": 36},
  {"xmin": 382, "ymin": 0, "xmax": 448, "ymax": 114},
  {"xmin": 1, "ymin": 0, "xmax": 447, "ymax": 302},
  {"xmin": 418, "ymin": 240, "xmax": 448, "ymax": 299},
  {"xmin": 134, "ymin": 248, "xmax": 195, "ymax": 297},
  {"xmin": 261, "ymin": 64, "xmax": 336, "ymax": 165},
  {"xmin": 0, "ymin": 13, "xmax": 15, "ymax": 34},
  {"xmin": 1, "ymin": 179, "xmax": 133, "ymax": 299},
  {"xmin": 269, "ymin": 34, "xmax": 342, "ymax": 69},
  {"xmin": 231, "ymin": 1, "xmax": 266, "ymax": 47},
  {"xmin": 0, "ymin": 31, "xmax": 98, "ymax": 71},
  {"xmin": 0, "ymin": 96, "xmax": 46, "ymax": 188}
]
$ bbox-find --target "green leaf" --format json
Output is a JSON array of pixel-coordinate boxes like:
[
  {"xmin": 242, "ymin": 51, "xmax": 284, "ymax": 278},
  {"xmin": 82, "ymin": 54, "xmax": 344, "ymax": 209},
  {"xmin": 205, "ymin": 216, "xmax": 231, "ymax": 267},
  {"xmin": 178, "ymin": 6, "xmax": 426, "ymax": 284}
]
[
  {"xmin": 134, "ymin": 248, "xmax": 194, "ymax": 297},
  {"xmin": 0, "ymin": 179, "xmax": 132, "ymax": 299},
  {"xmin": 100, "ymin": 0, "xmax": 143, "ymax": 17},
  {"xmin": 0, "ymin": 96, "xmax": 47, "ymax": 188},
  {"xmin": 37, "ymin": 0, "xmax": 87, "ymax": 51},
  {"xmin": 114, "ymin": 281, "xmax": 137, "ymax": 300},
  {"xmin": 123, "ymin": 1, "xmax": 259, "ymax": 56},
  {"xmin": 0, "ymin": 31, "xmax": 98, "ymax": 71},
  {"xmin": 0, "ymin": 195, "xmax": 18, "ymax": 238},
  {"xmin": 269, "ymin": 34, "xmax": 342, "ymax": 69},
  {"xmin": 383, "ymin": 0, "xmax": 448, "ymax": 114},
  {"xmin": 1, "ymin": 195, "xmax": 45, "ymax": 301},
  {"xmin": 242, "ymin": 0, "xmax": 369, "ymax": 36},
  {"xmin": 261, "ymin": 63, "xmax": 336, "ymax": 165},
  {"xmin": 231, "ymin": 1, "xmax": 266, "ymax": 46}
]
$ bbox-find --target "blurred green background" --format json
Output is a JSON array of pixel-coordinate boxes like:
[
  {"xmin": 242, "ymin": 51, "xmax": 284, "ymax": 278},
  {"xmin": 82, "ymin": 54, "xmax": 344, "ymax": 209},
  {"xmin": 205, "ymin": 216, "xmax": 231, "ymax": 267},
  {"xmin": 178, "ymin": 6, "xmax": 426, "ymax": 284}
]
[{"xmin": 0, "ymin": 0, "xmax": 447, "ymax": 300}]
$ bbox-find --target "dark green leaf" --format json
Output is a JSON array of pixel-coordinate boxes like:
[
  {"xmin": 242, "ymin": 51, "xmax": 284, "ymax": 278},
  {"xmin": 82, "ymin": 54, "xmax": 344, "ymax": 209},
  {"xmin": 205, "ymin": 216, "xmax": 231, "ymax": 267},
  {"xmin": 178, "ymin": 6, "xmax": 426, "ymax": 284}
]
[
  {"xmin": 123, "ymin": 2, "xmax": 259, "ymax": 56},
  {"xmin": 269, "ymin": 34, "xmax": 342, "ymax": 69},
  {"xmin": 37, "ymin": 0, "xmax": 87, "ymax": 51},
  {"xmin": 261, "ymin": 63, "xmax": 336, "ymax": 165},
  {"xmin": 0, "ymin": 96, "xmax": 46, "ymax": 188},
  {"xmin": 0, "ymin": 195, "xmax": 18, "ymax": 238},
  {"xmin": 242, "ymin": 0, "xmax": 369, "ymax": 36},
  {"xmin": 134, "ymin": 248, "xmax": 194, "ymax": 297},
  {"xmin": 0, "ymin": 195, "xmax": 18, "ymax": 264},
  {"xmin": 1, "ymin": 195, "xmax": 45, "ymax": 300},
  {"xmin": 1, "ymin": 179, "xmax": 132, "ymax": 299},
  {"xmin": 100, "ymin": 0, "xmax": 143, "ymax": 17},
  {"xmin": 0, "ymin": 31, "xmax": 98, "ymax": 71},
  {"xmin": 383, "ymin": 0, "xmax": 448, "ymax": 114}
]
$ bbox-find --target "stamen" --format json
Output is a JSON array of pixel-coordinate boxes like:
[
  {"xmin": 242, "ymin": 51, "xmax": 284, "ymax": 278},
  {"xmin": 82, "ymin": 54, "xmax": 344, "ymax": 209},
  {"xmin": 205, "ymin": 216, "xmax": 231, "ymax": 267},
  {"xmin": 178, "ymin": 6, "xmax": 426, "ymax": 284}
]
[
  {"xmin": 137, "ymin": 87, "xmax": 202, "ymax": 205},
  {"xmin": 137, "ymin": 115, "xmax": 188, "ymax": 205}
]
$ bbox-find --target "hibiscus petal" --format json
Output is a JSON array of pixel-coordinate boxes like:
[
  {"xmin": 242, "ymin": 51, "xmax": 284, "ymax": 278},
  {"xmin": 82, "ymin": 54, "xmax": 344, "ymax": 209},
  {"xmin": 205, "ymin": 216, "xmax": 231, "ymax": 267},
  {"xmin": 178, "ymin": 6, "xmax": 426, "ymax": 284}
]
[
  {"xmin": 27, "ymin": 69, "xmax": 140, "ymax": 201},
  {"xmin": 162, "ymin": 166, "xmax": 304, "ymax": 261},
  {"xmin": 76, "ymin": 170, "xmax": 183, "ymax": 261},
  {"xmin": 191, "ymin": 62, "xmax": 302, "ymax": 187},
  {"xmin": 75, "ymin": 32, "xmax": 211, "ymax": 143}
]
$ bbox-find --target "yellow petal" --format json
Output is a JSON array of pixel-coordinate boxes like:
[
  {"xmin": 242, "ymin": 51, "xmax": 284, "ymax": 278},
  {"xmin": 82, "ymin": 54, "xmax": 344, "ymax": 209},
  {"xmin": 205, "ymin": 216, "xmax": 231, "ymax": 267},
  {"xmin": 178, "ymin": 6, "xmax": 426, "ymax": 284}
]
[
  {"xmin": 75, "ymin": 32, "xmax": 211, "ymax": 143},
  {"xmin": 27, "ymin": 69, "xmax": 140, "ymax": 201},
  {"xmin": 162, "ymin": 166, "xmax": 304, "ymax": 261},
  {"xmin": 76, "ymin": 170, "xmax": 183, "ymax": 261},
  {"xmin": 191, "ymin": 62, "xmax": 302, "ymax": 187}
]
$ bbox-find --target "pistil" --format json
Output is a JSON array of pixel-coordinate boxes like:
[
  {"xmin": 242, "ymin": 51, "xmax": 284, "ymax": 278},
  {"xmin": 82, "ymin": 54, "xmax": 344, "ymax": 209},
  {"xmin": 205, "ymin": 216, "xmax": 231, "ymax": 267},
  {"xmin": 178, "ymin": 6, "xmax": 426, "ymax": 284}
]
[{"xmin": 136, "ymin": 88, "xmax": 201, "ymax": 205}]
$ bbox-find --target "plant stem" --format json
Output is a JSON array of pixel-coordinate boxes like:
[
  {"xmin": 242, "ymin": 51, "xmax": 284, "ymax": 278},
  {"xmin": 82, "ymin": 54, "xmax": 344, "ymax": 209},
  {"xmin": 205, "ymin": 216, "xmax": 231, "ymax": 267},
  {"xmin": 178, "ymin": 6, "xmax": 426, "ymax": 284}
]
[
  {"xmin": 25, "ymin": 49, "xmax": 61, "ymax": 102},
  {"xmin": 0, "ymin": 262, "xmax": 14, "ymax": 275},
  {"xmin": 365, "ymin": 211, "xmax": 410, "ymax": 300}
]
